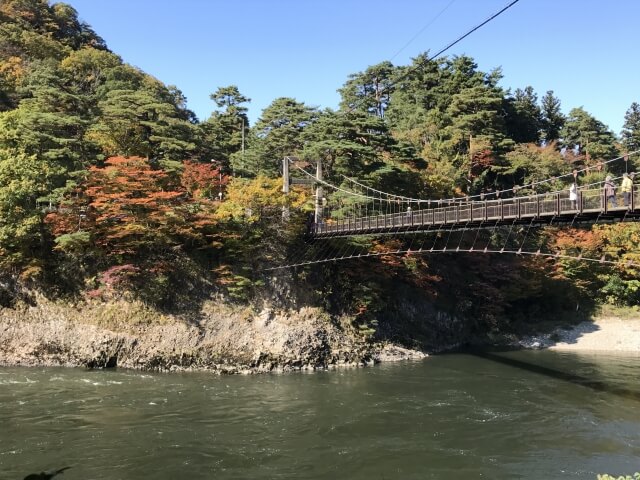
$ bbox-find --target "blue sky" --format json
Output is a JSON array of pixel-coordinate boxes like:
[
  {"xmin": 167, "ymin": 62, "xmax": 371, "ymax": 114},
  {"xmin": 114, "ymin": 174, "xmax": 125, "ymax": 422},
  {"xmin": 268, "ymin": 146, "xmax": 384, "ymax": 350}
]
[{"xmin": 62, "ymin": 0, "xmax": 639, "ymax": 136}]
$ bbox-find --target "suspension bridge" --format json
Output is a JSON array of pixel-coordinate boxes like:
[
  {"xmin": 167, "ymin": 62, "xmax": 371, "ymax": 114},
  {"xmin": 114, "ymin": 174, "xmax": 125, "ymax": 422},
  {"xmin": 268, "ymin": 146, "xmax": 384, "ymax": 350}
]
[{"xmin": 270, "ymin": 152, "xmax": 640, "ymax": 270}]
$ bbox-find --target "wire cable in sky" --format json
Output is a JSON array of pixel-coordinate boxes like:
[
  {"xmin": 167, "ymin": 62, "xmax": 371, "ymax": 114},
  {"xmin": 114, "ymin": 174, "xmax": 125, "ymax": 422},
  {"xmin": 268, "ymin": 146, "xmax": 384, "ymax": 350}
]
[
  {"xmin": 347, "ymin": 0, "xmax": 522, "ymax": 114},
  {"xmin": 429, "ymin": 0, "xmax": 521, "ymax": 60},
  {"xmin": 389, "ymin": 0, "xmax": 458, "ymax": 62}
]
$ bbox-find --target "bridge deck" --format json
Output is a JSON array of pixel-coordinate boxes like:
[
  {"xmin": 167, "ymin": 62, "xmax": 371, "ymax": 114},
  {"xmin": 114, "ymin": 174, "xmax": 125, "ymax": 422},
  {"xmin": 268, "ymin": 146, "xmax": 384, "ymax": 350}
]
[{"xmin": 312, "ymin": 186, "xmax": 640, "ymax": 237}]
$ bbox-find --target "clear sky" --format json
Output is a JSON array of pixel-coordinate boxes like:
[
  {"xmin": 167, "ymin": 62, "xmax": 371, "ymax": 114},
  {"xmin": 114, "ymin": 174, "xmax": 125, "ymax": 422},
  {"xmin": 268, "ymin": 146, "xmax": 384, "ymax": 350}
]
[{"xmin": 61, "ymin": 0, "xmax": 639, "ymax": 136}]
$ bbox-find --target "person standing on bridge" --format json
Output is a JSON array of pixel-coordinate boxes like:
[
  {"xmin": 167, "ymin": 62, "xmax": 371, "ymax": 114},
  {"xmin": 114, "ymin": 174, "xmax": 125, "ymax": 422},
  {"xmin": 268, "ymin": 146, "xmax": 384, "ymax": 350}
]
[
  {"xmin": 621, "ymin": 172, "xmax": 633, "ymax": 208},
  {"xmin": 604, "ymin": 175, "xmax": 617, "ymax": 209},
  {"xmin": 569, "ymin": 182, "xmax": 578, "ymax": 210}
]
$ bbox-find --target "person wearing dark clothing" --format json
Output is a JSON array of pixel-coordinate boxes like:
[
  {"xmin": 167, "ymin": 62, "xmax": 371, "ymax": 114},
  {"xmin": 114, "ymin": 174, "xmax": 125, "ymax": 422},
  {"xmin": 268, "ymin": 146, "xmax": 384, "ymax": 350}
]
[{"xmin": 603, "ymin": 175, "xmax": 617, "ymax": 209}]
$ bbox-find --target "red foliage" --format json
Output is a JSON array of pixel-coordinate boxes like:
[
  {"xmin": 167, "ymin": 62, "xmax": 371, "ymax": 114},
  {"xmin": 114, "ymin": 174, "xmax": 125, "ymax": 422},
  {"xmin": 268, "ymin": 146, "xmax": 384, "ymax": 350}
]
[{"xmin": 181, "ymin": 161, "xmax": 229, "ymax": 199}]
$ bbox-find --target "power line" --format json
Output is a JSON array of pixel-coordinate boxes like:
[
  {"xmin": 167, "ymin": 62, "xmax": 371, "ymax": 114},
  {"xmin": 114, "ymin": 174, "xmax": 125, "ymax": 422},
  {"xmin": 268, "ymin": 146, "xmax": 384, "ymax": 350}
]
[
  {"xmin": 430, "ymin": 0, "xmax": 521, "ymax": 60},
  {"xmin": 389, "ymin": 0, "xmax": 458, "ymax": 62},
  {"xmin": 346, "ymin": 0, "xmax": 522, "ymax": 114}
]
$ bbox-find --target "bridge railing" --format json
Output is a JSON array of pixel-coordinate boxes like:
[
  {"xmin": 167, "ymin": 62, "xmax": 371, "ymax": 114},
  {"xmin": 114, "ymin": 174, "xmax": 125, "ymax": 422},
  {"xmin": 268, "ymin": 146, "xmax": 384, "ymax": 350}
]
[{"xmin": 313, "ymin": 185, "xmax": 639, "ymax": 235}]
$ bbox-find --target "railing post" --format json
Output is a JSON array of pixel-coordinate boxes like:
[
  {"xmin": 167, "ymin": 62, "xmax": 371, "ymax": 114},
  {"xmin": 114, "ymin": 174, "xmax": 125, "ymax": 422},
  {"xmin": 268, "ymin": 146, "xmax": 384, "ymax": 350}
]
[
  {"xmin": 456, "ymin": 204, "xmax": 460, "ymax": 223},
  {"xmin": 536, "ymin": 195, "xmax": 540, "ymax": 218},
  {"xmin": 444, "ymin": 207, "xmax": 447, "ymax": 224},
  {"xmin": 603, "ymin": 192, "xmax": 608, "ymax": 214},
  {"xmin": 470, "ymin": 202, "xmax": 474, "ymax": 223},
  {"xmin": 517, "ymin": 197, "xmax": 521, "ymax": 219},
  {"xmin": 500, "ymin": 199, "xmax": 504, "ymax": 221},
  {"xmin": 556, "ymin": 193, "xmax": 561, "ymax": 215},
  {"xmin": 484, "ymin": 201, "xmax": 488, "ymax": 221},
  {"xmin": 578, "ymin": 191, "xmax": 583, "ymax": 214}
]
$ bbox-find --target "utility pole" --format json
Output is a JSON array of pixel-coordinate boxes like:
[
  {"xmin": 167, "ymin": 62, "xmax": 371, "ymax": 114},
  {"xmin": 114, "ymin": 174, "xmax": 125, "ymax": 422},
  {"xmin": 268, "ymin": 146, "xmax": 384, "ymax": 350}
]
[
  {"xmin": 282, "ymin": 156, "xmax": 290, "ymax": 221},
  {"xmin": 314, "ymin": 158, "xmax": 323, "ymax": 224},
  {"xmin": 282, "ymin": 156, "xmax": 289, "ymax": 193},
  {"xmin": 241, "ymin": 117, "xmax": 245, "ymax": 157}
]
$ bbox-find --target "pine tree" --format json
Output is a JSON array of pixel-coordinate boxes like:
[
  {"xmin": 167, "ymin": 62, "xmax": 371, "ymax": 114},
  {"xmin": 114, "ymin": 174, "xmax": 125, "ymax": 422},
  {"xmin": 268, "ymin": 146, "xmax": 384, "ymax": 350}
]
[
  {"xmin": 236, "ymin": 97, "xmax": 318, "ymax": 177},
  {"xmin": 560, "ymin": 107, "xmax": 618, "ymax": 162},
  {"xmin": 338, "ymin": 61, "xmax": 396, "ymax": 118},
  {"xmin": 621, "ymin": 102, "xmax": 640, "ymax": 153},
  {"xmin": 540, "ymin": 90, "xmax": 565, "ymax": 145},
  {"xmin": 504, "ymin": 86, "xmax": 542, "ymax": 144},
  {"xmin": 199, "ymin": 85, "xmax": 250, "ymax": 170}
]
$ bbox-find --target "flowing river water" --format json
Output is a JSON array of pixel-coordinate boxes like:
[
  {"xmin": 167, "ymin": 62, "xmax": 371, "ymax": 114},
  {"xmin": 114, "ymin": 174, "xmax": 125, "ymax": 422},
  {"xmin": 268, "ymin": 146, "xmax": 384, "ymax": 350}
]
[{"xmin": 1, "ymin": 350, "xmax": 639, "ymax": 479}]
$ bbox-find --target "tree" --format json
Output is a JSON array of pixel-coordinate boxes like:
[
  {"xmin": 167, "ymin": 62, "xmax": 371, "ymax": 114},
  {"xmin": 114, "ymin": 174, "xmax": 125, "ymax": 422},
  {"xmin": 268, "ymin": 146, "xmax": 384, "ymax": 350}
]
[
  {"xmin": 199, "ymin": 85, "xmax": 250, "ymax": 170},
  {"xmin": 235, "ymin": 97, "xmax": 318, "ymax": 177},
  {"xmin": 621, "ymin": 102, "xmax": 640, "ymax": 153},
  {"xmin": 338, "ymin": 61, "xmax": 396, "ymax": 118},
  {"xmin": 493, "ymin": 143, "xmax": 566, "ymax": 193},
  {"xmin": 301, "ymin": 110, "xmax": 392, "ymax": 177},
  {"xmin": 0, "ymin": 147, "xmax": 58, "ymax": 268},
  {"xmin": 560, "ymin": 107, "xmax": 618, "ymax": 163},
  {"xmin": 59, "ymin": 47, "xmax": 122, "ymax": 97},
  {"xmin": 540, "ymin": 90, "xmax": 565, "ymax": 145},
  {"xmin": 46, "ymin": 156, "xmax": 217, "ymax": 259},
  {"xmin": 504, "ymin": 86, "xmax": 542, "ymax": 144},
  {"xmin": 443, "ymin": 84, "xmax": 513, "ymax": 192},
  {"xmin": 0, "ymin": 62, "xmax": 96, "ymax": 204},
  {"xmin": 88, "ymin": 78, "xmax": 196, "ymax": 160}
]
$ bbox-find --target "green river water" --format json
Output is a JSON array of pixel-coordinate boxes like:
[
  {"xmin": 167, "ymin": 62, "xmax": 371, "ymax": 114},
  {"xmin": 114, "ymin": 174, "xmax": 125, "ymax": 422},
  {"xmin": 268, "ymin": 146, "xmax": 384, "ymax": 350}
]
[{"xmin": 1, "ymin": 350, "xmax": 639, "ymax": 479}]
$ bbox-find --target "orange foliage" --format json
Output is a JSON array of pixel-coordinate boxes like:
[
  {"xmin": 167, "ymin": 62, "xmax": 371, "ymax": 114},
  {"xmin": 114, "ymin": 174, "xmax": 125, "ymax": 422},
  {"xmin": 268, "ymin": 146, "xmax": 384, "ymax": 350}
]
[
  {"xmin": 46, "ymin": 156, "xmax": 219, "ymax": 257},
  {"xmin": 181, "ymin": 160, "xmax": 229, "ymax": 199}
]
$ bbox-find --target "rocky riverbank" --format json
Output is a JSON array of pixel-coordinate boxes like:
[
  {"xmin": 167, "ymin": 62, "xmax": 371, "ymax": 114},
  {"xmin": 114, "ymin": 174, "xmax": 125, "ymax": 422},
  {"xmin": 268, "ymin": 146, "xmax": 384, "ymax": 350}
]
[{"xmin": 0, "ymin": 297, "xmax": 427, "ymax": 373}]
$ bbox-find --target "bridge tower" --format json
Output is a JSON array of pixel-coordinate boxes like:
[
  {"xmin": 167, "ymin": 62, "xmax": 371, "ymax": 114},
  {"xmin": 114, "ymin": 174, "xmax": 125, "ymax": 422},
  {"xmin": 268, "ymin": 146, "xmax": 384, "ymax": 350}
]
[{"xmin": 282, "ymin": 156, "xmax": 323, "ymax": 223}]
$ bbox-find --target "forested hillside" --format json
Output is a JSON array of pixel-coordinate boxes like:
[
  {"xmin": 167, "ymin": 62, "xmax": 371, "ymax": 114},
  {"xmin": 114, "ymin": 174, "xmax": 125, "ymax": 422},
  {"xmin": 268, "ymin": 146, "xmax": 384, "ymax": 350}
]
[{"xmin": 1, "ymin": 0, "xmax": 639, "ymax": 337}]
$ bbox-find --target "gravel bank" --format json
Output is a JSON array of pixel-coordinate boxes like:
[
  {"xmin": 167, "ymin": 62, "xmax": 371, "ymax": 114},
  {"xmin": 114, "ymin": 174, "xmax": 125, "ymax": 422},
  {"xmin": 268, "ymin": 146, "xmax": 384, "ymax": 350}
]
[{"xmin": 518, "ymin": 316, "xmax": 640, "ymax": 353}]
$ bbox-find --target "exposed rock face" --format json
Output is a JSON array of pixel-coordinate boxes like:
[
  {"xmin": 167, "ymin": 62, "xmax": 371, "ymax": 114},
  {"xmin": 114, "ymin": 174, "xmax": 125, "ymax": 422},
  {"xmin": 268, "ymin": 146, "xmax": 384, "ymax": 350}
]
[{"xmin": 0, "ymin": 299, "xmax": 428, "ymax": 373}]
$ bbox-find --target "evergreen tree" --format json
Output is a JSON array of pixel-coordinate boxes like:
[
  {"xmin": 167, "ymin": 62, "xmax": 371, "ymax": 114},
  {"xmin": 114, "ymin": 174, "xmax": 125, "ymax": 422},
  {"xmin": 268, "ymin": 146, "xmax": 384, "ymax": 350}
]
[
  {"xmin": 560, "ymin": 107, "xmax": 618, "ymax": 162},
  {"xmin": 301, "ymin": 110, "xmax": 392, "ymax": 178},
  {"xmin": 504, "ymin": 86, "xmax": 542, "ymax": 144},
  {"xmin": 621, "ymin": 102, "xmax": 640, "ymax": 153},
  {"xmin": 200, "ymin": 85, "xmax": 250, "ymax": 171},
  {"xmin": 88, "ymin": 77, "xmax": 196, "ymax": 160},
  {"xmin": 338, "ymin": 61, "xmax": 396, "ymax": 118},
  {"xmin": 236, "ymin": 97, "xmax": 318, "ymax": 177},
  {"xmin": 540, "ymin": 90, "xmax": 565, "ymax": 145}
]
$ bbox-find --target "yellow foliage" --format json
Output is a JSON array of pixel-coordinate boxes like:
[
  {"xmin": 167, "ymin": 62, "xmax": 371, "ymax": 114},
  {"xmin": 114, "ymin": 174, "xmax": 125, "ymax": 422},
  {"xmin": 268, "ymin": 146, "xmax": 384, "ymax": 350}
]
[
  {"xmin": 0, "ymin": 56, "xmax": 25, "ymax": 83},
  {"xmin": 213, "ymin": 176, "xmax": 310, "ymax": 222}
]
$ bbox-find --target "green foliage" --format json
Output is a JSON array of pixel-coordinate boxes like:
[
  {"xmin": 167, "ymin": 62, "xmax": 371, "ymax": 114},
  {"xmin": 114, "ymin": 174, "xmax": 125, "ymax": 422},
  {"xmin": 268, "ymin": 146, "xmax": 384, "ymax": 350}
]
[
  {"xmin": 237, "ymin": 97, "xmax": 319, "ymax": 177},
  {"xmin": 53, "ymin": 230, "xmax": 91, "ymax": 251},
  {"xmin": 199, "ymin": 85, "xmax": 250, "ymax": 170},
  {"xmin": 0, "ymin": 147, "xmax": 59, "ymax": 267},
  {"xmin": 1, "ymin": 0, "xmax": 637, "ymax": 321},
  {"xmin": 338, "ymin": 61, "xmax": 396, "ymax": 118},
  {"xmin": 561, "ymin": 107, "xmax": 618, "ymax": 162},
  {"xmin": 504, "ymin": 86, "xmax": 542, "ymax": 144},
  {"xmin": 540, "ymin": 90, "xmax": 565, "ymax": 144},
  {"xmin": 621, "ymin": 102, "xmax": 640, "ymax": 153}
]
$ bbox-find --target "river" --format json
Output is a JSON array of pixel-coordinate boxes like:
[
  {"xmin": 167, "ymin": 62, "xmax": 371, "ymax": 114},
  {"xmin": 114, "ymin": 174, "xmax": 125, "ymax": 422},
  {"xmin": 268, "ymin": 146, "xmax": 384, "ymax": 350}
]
[{"xmin": 1, "ymin": 350, "xmax": 639, "ymax": 479}]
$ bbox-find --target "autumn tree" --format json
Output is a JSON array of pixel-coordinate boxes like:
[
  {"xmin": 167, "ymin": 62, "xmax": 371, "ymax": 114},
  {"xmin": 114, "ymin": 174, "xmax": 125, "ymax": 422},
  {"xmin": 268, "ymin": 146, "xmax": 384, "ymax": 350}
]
[{"xmin": 47, "ymin": 156, "xmax": 217, "ymax": 259}]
